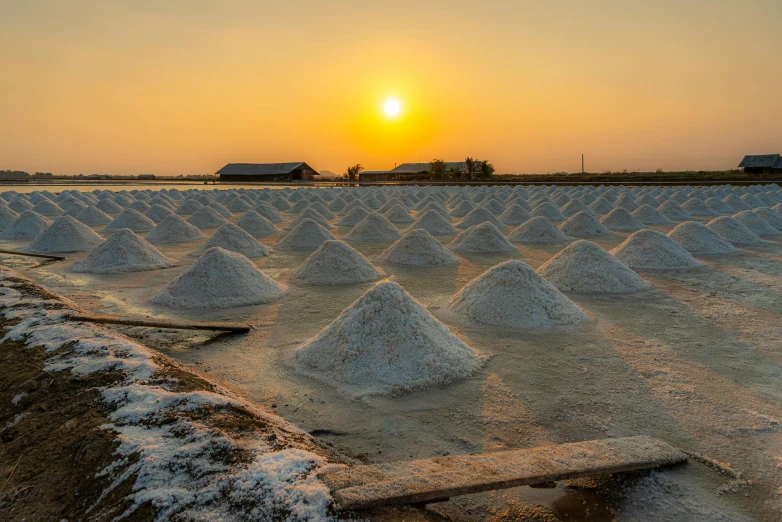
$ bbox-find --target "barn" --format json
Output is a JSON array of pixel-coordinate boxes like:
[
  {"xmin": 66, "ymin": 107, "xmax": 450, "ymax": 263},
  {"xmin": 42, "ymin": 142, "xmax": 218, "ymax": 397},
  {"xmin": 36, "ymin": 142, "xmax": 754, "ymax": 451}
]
[
  {"xmin": 359, "ymin": 162, "xmax": 469, "ymax": 182},
  {"xmin": 216, "ymin": 162, "xmax": 318, "ymax": 182},
  {"xmin": 738, "ymin": 154, "xmax": 782, "ymax": 174}
]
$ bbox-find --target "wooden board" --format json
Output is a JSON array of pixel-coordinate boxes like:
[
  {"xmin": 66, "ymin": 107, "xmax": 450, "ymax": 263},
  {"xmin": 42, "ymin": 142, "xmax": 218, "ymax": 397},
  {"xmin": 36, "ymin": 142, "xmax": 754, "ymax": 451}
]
[
  {"xmin": 319, "ymin": 436, "xmax": 686, "ymax": 510},
  {"xmin": 69, "ymin": 313, "xmax": 251, "ymax": 333},
  {"xmin": 0, "ymin": 249, "xmax": 65, "ymax": 261}
]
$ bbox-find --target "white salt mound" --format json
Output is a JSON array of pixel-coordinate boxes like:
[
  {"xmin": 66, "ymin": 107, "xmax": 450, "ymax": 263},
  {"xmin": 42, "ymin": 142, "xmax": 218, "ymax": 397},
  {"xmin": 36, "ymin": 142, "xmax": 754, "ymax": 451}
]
[
  {"xmin": 24, "ymin": 216, "xmax": 105, "ymax": 253},
  {"xmin": 345, "ymin": 212, "xmax": 402, "ymax": 242},
  {"xmin": 410, "ymin": 209, "xmax": 458, "ymax": 235},
  {"xmin": 0, "ymin": 206, "xmax": 18, "ymax": 230},
  {"xmin": 733, "ymin": 210, "xmax": 780, "ymax": 237},
  {"xmin": 599, "ymin": 208, "xmax": 646, "ymax": 231},
  {"xmin": 194, "ymin": 223, "xmax": 269, "ymax": 258},
  {"xmin": 0, "ymin": 211, "xmax": 50, "ymax": 240},
  {"xmin": 559, "ymin": 210, "xmax": 611, "ymax": 238},
  {"xmin": 450, "ymin": 260, "xmax": 589, "ymax": 328},
  {"xmin": 72, "ymin": 229, "xmax": 175, "ymax": 273},
  {"xmin": 611, "ymin": 229, "xmax": 702, "ymax": 270},
  {"xmin": 293, "ymin": 240, "xmax": 382, "ymax": 285},
  {"xmin": 681, "ymin": 198, "xmax": 716, "ymax": 216},
  {"xmin": 531, "ymin": 202, "xmax": 566, "ymax": 221},
  {"xmin": 337, "ymin": 207, "xmax": 369, "ymax": 226},
  {"xmin": 456, "ymin": 207, "xmax": 503, "ymax": 229},
  {"xmin": 104, "ymin": 208, "xmax": 156, "ymax": 233},
  {"xmin": 284, "ymin": 208, "xmax": 333, "ymax": 230},
  {"xmin": 187, "ymin": 207, "xmax": 229, "ymax": 229},
  {"xmin": 754, "ymin": 207, "xmax": 782, "ymax": 230},
  {"xmin": 508, "ymin": 217, "xmax": 570, "ymax": 244},
  {"xmin": 450, "ymin": 222, "xmax": 516, "ymax": 253},
  {"xmin": 152, "ymin": 247, "xmax": 285, "ymax": 309},
  {"xmin": 537, "ymin": 240, "xmax": 650, "ymax": 293},
  {"xmin": 668, "ymin": 221, "xmax": 737, "ymax": 255},
  {"xmin": 75, "ymin": 206, "xmax": 112, "ymax": 226},
  {"xmin": 235, "ymin": 211, "xmax": 278, "ymax": 238},
  {"xmin": 657, "ymin": 201, "xmax": 692, "ymax": 221},
  {"xmin": 276, "ymin": 218, "xmax": 337, "ymax": 250},
  {"xmin": 632, "ymin": 204, "xmax": 672, "ymax": 225},
  {"xmin": 145, "ymin": 214, "xmax": 205, "ymax": 244},
  {"xmin": 498, "ymin": 204, "xmax": 532, "ymax": 226},
  {"xmin": 144, "ymin": 204, "xmax": 174, "ymax": 223},
  {"xmin": 378, "ymin": 229, "xmax": 458, "ymax": 267},
  {"xmin": 707, "ymin": 216, "xmax": 763, "ymax": 245},
  {"xmin": 295, "ymin": 281, "xmax": 485, "ymax": 396},
  {"xmin": 384, "ymin": 204, "xmax": 414, "ymax": 223}
]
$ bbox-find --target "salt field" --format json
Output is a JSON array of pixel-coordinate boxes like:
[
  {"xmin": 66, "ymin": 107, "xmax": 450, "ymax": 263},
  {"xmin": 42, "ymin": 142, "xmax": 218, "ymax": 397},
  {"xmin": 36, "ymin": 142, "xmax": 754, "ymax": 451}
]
[{"xmin": 1, "ymin": 183, "xmax": 782, "ymax": 520}]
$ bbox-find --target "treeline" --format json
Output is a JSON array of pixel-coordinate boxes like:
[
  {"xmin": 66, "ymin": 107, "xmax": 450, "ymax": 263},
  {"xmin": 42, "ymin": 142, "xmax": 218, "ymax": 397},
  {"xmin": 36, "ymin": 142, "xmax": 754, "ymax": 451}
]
[
  {"xmin": 428, "ymin": 157, "xmax": 495, "ymax": 180},
  {"xmin": 0, "ymin": 170, "xmax": 53, "ymax": 179}
]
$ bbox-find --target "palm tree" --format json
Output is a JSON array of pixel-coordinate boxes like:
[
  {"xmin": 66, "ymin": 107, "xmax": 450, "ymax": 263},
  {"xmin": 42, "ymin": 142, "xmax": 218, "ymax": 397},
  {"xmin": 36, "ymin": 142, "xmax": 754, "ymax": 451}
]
[{"xmin": 465, "ymin": 157, "xmax": 475, "ymax": 180}]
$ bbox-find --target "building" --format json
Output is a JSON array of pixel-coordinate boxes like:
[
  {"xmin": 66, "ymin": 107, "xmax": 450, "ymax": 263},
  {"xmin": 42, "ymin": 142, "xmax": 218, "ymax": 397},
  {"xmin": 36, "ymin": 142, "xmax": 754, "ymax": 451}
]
[
  {"xmin": 137, "ymin": 174, "xmax": 156, "ymax": 180},
  {"xmin": 216, "ymin": 162, "xmax": 318, "ymax": 182},
  {"xmin": 359, "ymin": 162, "xmax": 469, "ymax": 182},
  {"xmin": 738, "ymin": 154, "xmax": 782, "ymax": 174}
]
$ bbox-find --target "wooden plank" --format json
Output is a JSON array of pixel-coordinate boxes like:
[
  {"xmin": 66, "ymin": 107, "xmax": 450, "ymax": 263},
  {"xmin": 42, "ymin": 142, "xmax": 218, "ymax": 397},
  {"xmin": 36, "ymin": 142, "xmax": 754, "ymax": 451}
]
[
  {"xmin": 319, "ymin": 436, "xmax": 686, "ymax": 511},
  {"xmin": 0, "ymin": 249, "xmax": 66, "ymax": 261},
  {"xmin": 69, "ymin": 313, "xmax": 251, "ymax": 333}
]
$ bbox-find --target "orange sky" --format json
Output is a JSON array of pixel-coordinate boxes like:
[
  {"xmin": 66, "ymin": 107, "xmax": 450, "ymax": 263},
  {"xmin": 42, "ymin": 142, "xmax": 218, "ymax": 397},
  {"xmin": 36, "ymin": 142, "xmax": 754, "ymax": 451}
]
[{"xmin": 1, "ymin": 0, "xmax": 781, "ymax": 175}]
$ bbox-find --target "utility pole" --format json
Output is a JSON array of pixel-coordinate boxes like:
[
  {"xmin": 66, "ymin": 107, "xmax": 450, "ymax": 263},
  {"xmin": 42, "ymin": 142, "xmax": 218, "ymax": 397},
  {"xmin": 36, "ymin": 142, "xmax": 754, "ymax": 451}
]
[{"xmin": 582, "ymin": 154, "xmax": 585, "ymax": 175}]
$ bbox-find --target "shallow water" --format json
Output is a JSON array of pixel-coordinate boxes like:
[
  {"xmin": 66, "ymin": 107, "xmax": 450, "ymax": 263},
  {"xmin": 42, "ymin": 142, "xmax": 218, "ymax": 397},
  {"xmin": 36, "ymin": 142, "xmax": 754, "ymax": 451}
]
[{"xmin": 2, "ymin": 196, "xmax": 781, "ymax": 521}]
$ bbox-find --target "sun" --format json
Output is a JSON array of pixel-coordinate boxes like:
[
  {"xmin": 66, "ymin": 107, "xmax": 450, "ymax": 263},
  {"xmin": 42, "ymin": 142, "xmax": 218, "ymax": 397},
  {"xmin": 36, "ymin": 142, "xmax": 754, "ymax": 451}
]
[{"xmin": 382, "ymin": 97, "xmax": 402, "ymax": 118}]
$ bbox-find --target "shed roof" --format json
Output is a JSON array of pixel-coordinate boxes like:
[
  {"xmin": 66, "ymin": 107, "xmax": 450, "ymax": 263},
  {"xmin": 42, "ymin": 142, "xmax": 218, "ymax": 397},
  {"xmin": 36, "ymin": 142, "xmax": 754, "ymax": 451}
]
[
  {"xmin": 738, "ymin": 154, "xmax": 780, "ymax": 168},
  {"xmin": 391, "ymin": 162, "xmax": 468, "ymax": 173},
  {"xmin": 216, "ymin": 163, "xmax": 316, "ymax": 175}
]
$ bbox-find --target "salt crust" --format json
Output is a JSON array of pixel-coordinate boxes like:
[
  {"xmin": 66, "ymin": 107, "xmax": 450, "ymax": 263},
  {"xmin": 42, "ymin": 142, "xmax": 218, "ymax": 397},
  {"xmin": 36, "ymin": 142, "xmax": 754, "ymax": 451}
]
[
  {"xmin": 537, "ymin": 240, "xmax": 650, "ymax": 293},
  {"xmin": 450, "ymin": 260, "xmax": 589, "ymax": 328},
  {"xmin": 295, "ymin": 281, "xmax": 485, "ymax": 396},
  {"xmin": 668, "ymin": 221, "xmax": 738, "ymax": 255},
  {"xmin": 145, "ymin": 214, "xmax": 205, "ymax": 244},
  {"xmin": 0, "ymin": 269, "xmax": 333, "ymax": 521},
  {"xmin": 293, "ymin": 240, "xmax": 382, "ymax": 285},
  {"xmin": 194, "ymin": 223, "xmax": 270, "ymax": 258},
  {"xmin": 450, "ymin": 222, "xmax": 516, "ymax": 253},
  {"xmin": 611, "ymin": 229, "xmax": 701, "ymax": 270},
  {"xmin": 24, "ymin": 215, "xmax": 105, "ymax": 253},
  {"xmin": 72, "ymin": 229, "xmax": 175, "ymax": 273},
  {"xmin": 152, "ymin": 247, "xmax": 285, "ymax": 308},
  {"xmin": 378, "ymin": 229, "xmax": 458, "ymax": 266}
]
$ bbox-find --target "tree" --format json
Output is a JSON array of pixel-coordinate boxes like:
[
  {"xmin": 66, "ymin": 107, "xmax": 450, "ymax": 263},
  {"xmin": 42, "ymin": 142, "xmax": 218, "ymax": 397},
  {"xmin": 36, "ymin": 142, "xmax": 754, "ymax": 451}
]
[
  {"xmin": 448, "ymin": 165, "xmax": 463, "ymax": 180},
  {"xmin": 477, "ymin": 160, "xmax": 495, "ymax": 179},
  {"xmin": 343, "ymin": 164, "xmax": 364, "ymax": 181},
  {"xmin": 464, "ymin": 157, "xmax": 476, "ymax": 180},
  {"xmin": 428, "ymin": 159, "xmax": 446, "ymax": 180}
]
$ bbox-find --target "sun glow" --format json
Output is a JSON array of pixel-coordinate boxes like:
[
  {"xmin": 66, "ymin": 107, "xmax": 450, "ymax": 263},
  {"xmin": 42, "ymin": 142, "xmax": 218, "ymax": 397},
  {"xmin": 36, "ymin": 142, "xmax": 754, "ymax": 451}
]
[{"xmin": 382, "ymin": 97, "xmax": 402, "ymax": 118}]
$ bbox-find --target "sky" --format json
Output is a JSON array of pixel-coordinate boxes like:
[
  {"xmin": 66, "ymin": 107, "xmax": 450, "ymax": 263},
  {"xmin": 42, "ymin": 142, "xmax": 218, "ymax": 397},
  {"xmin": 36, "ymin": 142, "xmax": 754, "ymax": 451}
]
[{"xmin": 1, "ymin": 0, "xmax": 781, "ymax": 175}]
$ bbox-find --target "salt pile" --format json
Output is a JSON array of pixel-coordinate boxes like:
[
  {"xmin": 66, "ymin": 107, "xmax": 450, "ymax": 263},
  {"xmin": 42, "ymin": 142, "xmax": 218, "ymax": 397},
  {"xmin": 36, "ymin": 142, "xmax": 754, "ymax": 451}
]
[
  {"xmin": 254, "ymin": 203, "xmax": 284, "ymax": 223},
  {"xmin": 208, "ymin": 202, "xmax": 233, "ymax": 218},
  {"xmin": 293, "ymin": 240, "xmax": 382, "ymax": 285},
  {"xmin": 152, "ymin": 247, "xmax": 285, "ymax": 309},
  {"xmin": 706, "ymin": 216, "xmax": 763, "ymax": 245},
  {"xmin": 129, "ymin": 200, "xmax": 151, "ymax": 212},
  {"xmin": 176, "ymin": 199, "xmax": 204, "ymax": 215},
  {"xmin": 144, "ymin": 204, "xmax": 174, "ymax": 223},
  {"xmin": 284, "ymin": 208, "xmax": 333, "ymax": 230},
  {"xmin": 410, "ymin": 209, "xmax": 458, "ymax": 235},
  {"xmin": 187, "ymin": 207, "xmax": 229, "ymax": 229},
  {"xmin": 681, "ymin": 198, "xmax": 716, "ymax": 216},
  {"xmin": 450, "ymin": 222, "xmax": 515, "ymax": 254},
  {"xmin": 345, "ymin": 213, "xmax": 402, "ymax": 242},
  {"xmin": 32, "ymin": 199, "xmax": 64, "ymax": 216},
  {"xmin": 308, "ymin": 201, "xmax": 335, "ymax": 220},
  {"xmin": 705, "ymin": 197, "xmax": 734, "ymax": 214},
  {"xmin": 295, "ymin": 281, "xmax": 485, "ymax": 396},
  {"xmin": 104, "ymin": 209, "xmax": 156, "ymax": 233},
  {"xmin": 384, "ymin": 204, "xmax": 414, "ymax": 223},
  {"xmin": 498, "ymin": 204, "xmax": 532, "ymax": 226},
  {"xmin": 588, "ymin": 197, "xmax": 614, "ymax": 215},
  {"xmin": 72, "ymin": 229, "xmax": 175, "ymax": 273},
  {"xmin": 145, "ymin": 215, "xmax": 205, "ymax": 244},
  {"xmin": 559, "ymin": 210, "xmax": 611, "ymax": 238},
  {"xmin": 537, "ymin": 240, "xmax": 650, "ymax": 293},
  {"xmin": 0, "ymin": 206, "xmax": 19, "ymax": 230},
  {"xmin": 96, "ymin": 198, "xmax": 124, "ymax": 214},
  {"xmin": 531, "ymin": 202, "xmax": 566, "ymax": 221},
  {"xmin": 450, "ymin": 200, "xmax": 476, "ymax": 217},
  {"xmin": 632, "ymin": 204, "xmax": 672, "ymax": 225},
  {"xmin": 611, "ymin": 229, "xmax": 702, "ymax": 270},
  {"xmin": 450, "ymin": 260, "xmax": 588, "ymax": 328},
  {"xmin": 599, "ymin": 208, "xmax": 646, "ymax": 231},
  {"xmin": 456, "ymin": 207, "xmax": 503, "ymax": 229},
  {"xmin": 0, "ymin": 211, "xmax": 50, "ymax": 240},
  {"xmin": 668, "ymin": 221, "xmax": 737, "ymax": 255},
  {"xmin": 336, "ymin": 207, "xmax": 369, "ymax": 226},
  {"xmin": 733, "ymin": 210, "xmax": 780, "ymax": 237},
  {"xmin": 754, "ymin": 207, "xmax": 782, "ymax": 230},
  {"xmin": 723, "ymin": 194, "xmax": 751, "ymax": 211},
  {"xmin": 75, "ymin": 206, "xmax": 112, "ymax": 226},
  {"xmin": 9, "ymin": 197, "xmax": 34, "ymax": 212},
  {"xmin": 235, "ymin": 211, "xmax": 278, "ymax": 238},
  {"xmin": 378, "ymin": 229, "xmax": 458, "ymax": 267},
  {"xmin": 657, "ymin": 201, "xmax": 692, "ymax": 221},
  {"xmin": 24, "ymin": 216, "xmax": 105, "ymax": 253},
  {"xmin": 276, "ymin": 218, "xmax": 337, "ymax": 250},
  {"xmin": 560, "ymin": 199, "xmax": 591, "ymax": 217},
  {"xmin": 508, "ymin": 216, "xmax": 570, "ymax": 243},
  {"xmin": 193, "ymin": 224, "xmax": 269, "ymax": 258}
]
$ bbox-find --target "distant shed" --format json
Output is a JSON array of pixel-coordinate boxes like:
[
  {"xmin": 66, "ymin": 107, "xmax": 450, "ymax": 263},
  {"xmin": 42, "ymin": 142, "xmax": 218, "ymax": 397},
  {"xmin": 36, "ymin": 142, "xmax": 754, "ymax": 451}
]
[
  {"xmin": 738, "ymin": 154, "xmax": 782, "ymax": 174},
  {"xmin": 359, "ymin": 162, "xmax": 469, "ymax": 182},
  {"xmin": 217, "ymin": 162, "xmax": 318, "ymax": 182}
]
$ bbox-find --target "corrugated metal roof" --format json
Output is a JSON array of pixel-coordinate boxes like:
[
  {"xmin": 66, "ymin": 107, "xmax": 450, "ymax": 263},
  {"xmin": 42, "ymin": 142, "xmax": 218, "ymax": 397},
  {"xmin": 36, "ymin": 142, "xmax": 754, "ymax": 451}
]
[
  {"xmin": 391, "ymin": 162, "xmax": 468, "ymax": 173},
  {"xmin": 738, "ymin": 155, "xmax": 780, "ymax": 168},
  {"xmin": 216, "ymin": 163, "xmax": 312, "ymax": 175},
  {"xmin": 774, "ymin": 156, "xmax": 782, "ymax": 169}
]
